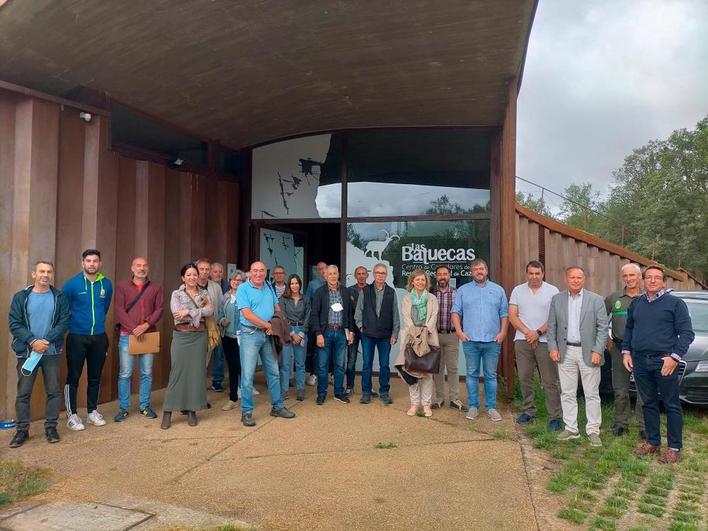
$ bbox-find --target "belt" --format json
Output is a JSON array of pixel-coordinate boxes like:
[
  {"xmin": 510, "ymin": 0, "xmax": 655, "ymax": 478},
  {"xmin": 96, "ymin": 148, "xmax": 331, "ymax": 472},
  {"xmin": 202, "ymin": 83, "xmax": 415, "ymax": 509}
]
[
  {"xmin": 566, "ymin": 342, "xmax": 582, "ymax": 347},
  {"xmin": 288, "ymin": 320, "xmax": 305, "ymax": 326},
  {"xmin": 326, "ymin": 325, "xmax": 343, "ymax": 330},
  {"xmin": 243, "ymin": 325, "xmax": 265, "ymax": 332},
  {"xmin": 175, "ymin": 322, "xmax": 206, "ymax": 333},
  {"xmin": 438, "ymin": 330, "xmax": 454, "ymax": 334}
]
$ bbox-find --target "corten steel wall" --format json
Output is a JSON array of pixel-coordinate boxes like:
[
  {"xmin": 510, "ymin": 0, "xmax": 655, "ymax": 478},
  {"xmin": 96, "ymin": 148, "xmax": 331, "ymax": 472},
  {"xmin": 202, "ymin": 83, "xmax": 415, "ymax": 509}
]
[
  {"xmin": 514, "ymin": 205, "xmax": 706, "ymax": 293},
  {"xmin": 0, "ymin": 89, "xmax": 240, "ymax": 420}
]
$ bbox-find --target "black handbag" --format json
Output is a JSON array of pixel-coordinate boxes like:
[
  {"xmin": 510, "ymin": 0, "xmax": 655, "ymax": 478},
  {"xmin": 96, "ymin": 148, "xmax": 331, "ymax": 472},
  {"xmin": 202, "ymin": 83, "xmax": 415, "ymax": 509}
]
[{"xmin": 404, "ymin": 342, "xmax": 441, "ymax": 374}]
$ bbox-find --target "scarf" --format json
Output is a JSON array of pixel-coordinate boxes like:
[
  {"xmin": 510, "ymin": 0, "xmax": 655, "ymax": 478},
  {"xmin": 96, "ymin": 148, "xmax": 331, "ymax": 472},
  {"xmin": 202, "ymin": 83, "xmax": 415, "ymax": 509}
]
[{"xmin": 410, "ymin": 289, "xmax": 428, "ymax": 322}]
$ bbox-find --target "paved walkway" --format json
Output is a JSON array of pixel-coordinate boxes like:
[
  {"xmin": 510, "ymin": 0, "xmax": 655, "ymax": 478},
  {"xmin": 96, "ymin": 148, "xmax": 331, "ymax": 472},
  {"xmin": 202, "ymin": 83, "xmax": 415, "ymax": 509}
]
[{"xmin": 3, "ymin": 377, "xmax": 538, "ymax": 530}]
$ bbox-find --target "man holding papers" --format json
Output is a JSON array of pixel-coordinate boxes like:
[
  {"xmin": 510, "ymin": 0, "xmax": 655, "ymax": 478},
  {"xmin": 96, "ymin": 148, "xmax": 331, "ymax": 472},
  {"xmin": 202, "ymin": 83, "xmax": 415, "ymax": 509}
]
[{"xmin": 114, "ymin": 257, "xmax": 164, "ymax": 422}]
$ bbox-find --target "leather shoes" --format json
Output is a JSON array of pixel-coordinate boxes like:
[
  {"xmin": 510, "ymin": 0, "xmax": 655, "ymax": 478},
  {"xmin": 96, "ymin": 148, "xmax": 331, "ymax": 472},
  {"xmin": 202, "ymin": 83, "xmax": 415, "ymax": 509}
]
[
  {"xmin": 45, "ymin": 427, "xmax": 60, "ymax": 444},
  {"xmin": 611, "ymin": 426, "xmax": 628, "ymax": 436},
  {"xmin": 658, "ymin": 448, "xmax": 681, "ymax": 464},
  {"xmin": 161, "ymin": 411, "xmax": 172, "ymax": 430},
  {"xmin": 635, "ymin": 441, "xmax": 660, "ymax": 456},
  {"xmin": 187, "ymin": 411, "xmax": 198, "ymax": 427},
  {"xmin": 270, "ymin": 407, "xmax": 296, "ymax": 419},
  {"xmin": 9, "ymin": 430, "xmax": 29, "ymax": 448}
]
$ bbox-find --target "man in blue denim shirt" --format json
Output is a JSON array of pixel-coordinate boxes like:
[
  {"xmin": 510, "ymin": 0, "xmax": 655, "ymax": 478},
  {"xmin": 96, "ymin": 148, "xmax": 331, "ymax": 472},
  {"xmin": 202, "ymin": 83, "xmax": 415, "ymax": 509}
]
[
  {"xmin": 237, "ymin": 261, "xmax": 296, "ymax": 427},
  {"xmin": 451, "ymin": 258, "xmax": 509, "ymax": 422}
]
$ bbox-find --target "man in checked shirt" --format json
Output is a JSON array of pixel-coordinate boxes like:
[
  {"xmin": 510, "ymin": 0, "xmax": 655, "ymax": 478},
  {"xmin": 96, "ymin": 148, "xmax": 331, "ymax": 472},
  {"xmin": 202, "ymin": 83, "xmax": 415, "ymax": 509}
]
[{"xmin": 431, "ymin": 266, "xmax": 468, "ymax": 412}]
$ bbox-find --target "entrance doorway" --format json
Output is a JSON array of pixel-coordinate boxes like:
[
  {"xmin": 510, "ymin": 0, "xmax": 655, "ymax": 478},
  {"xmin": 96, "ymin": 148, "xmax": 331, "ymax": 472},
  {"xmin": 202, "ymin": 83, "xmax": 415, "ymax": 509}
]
[{"xmin": 253, "ymin": 221, "xmax": 341, "ymax": 286}]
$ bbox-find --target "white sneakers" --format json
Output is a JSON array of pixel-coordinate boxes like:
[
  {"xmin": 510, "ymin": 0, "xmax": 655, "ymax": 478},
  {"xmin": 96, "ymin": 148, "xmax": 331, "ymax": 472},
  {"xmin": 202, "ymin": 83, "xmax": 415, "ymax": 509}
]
[
  {"xmin": 306, "ymin": 374, "xmax": 317, "ymax": 386},
  {"xmin": 66, "ymin": 413, "xmax": 85, "ymax": 431}
]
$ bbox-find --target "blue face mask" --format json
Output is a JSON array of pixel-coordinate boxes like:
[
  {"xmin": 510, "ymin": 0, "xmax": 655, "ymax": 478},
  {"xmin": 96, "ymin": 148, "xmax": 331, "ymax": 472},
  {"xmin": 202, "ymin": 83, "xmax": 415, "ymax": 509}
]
[{"xmin": 21, "ymin": 351, "xmax": 43, "ymax": 376}]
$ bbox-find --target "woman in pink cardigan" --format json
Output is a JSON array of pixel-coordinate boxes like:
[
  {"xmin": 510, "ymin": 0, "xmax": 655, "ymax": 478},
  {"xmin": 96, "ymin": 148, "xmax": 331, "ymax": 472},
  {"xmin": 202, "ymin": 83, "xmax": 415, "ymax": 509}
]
[{"xmin": 395, "ymin": 269, "xmax": 439, "ymax": 417}]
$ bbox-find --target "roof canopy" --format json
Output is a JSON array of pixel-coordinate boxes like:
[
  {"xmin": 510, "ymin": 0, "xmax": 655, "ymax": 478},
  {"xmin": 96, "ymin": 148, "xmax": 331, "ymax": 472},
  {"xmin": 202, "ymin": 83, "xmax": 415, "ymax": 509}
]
[{"xmin": 0, "ymin": 0, "xmax": 536, "ymax": 149}]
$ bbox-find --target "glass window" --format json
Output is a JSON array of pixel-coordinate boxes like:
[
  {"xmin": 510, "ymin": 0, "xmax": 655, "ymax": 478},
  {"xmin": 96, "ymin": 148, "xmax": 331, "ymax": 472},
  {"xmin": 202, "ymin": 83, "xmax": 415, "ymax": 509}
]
[
  {"xmin": 252, "ymin": 134, "xmax": 342, "ymax": 219},
  {"xmin": 345, "ymin": 219, "xmax": 490, "ymax": 289},
  {"xmin": 346, "ymin": 130, "xmax": 491, "ymax": 217}
]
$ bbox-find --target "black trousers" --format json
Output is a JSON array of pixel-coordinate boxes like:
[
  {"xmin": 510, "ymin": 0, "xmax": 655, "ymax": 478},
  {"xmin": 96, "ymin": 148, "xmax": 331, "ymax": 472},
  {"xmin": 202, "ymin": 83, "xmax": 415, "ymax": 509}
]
[
  {"xmin": 65, "ymin": 333, "xmax": 108, "ymax": 415},
  {"xmin": 222, "ymin": 335, "xmax": 241, "ymax": 402}
]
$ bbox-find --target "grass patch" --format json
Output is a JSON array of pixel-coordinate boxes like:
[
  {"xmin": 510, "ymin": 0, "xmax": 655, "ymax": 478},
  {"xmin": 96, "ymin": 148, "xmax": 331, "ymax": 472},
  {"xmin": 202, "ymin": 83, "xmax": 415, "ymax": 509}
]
[
  {"xmin": 589, "ymin": 515, "xmax": 618, "ymax": 530},
  {"xmin": 0, "ymin": 459, "xmax": 51, "ymax": 505},
  {"xmin": 374, "ymin": 441, "xmax": 397, "ymax": 449},
  {"xmin": 558, "ymin": 507, "xmax": 587, "ymax": 524},
  {"xmin": 598, "ymin": 505, "xmax": 624, "ymax": 519},
  {"xmin": 671, "ymin": 510, "xmax": 701, "ymax": 525},
  {"xmin": 638, "ymin": 502, "xmax": 666, "ymax": 518},
  {"xmin": 644, "ymin": 484, "xmax": 671, "ymax": 497},
  {"xmin": 668, "ymin": 523, "xmax": 701, "ymax": 531},
  {"xmin": 491, "ymin": 428, "xmax": 512, "ymax": 440}
]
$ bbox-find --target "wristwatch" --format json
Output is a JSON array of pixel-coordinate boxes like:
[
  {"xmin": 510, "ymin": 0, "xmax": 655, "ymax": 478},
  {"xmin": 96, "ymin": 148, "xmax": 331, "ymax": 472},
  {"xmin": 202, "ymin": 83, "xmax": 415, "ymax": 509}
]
[{"xmin": 536, "ymin": 329, "xmax": 543, "ymax": 336}]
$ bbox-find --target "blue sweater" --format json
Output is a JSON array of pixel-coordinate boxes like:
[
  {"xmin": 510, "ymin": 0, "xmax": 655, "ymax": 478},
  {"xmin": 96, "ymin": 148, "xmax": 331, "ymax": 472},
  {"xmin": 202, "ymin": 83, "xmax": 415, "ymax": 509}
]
[
  {"xmin": 62, "ymin": 271, "xmax": 113, "ymax": 335},
  {"xmin": 622, "ymin": 293, "xmax": 695, "ymax": 358}
]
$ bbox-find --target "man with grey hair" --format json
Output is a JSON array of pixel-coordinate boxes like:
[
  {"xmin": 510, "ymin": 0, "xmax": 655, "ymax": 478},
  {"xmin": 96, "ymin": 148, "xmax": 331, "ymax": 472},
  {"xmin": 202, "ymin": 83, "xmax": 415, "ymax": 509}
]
[
  {"xmin": 355, "ymin": 262, "xmax": 400, "ymax": 405},
  {"xmin": 271, "ymin": 265, "xmax": 287, "ymax": 298},
  {"xmin": 605, "ymin": 263, "xmax": 645, "ymax": 438},
  {"xmin": 311, "ymin": 265, "xmax": 354, "ymax": 404}
]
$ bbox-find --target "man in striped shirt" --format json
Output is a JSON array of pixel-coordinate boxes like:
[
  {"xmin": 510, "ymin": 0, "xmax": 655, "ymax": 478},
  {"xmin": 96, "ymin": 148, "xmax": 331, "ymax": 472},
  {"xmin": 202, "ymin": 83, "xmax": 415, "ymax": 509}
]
[{"xmin": 431, "ymin": 266, "xmax": 467, "ymax": 412}]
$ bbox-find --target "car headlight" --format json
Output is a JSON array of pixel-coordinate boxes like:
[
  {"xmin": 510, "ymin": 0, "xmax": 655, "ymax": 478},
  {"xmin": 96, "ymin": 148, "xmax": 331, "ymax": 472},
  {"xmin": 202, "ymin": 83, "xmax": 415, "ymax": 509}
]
[{"xmin": 695, "ymin": 360, "xmax": 708, "ymax": 372}]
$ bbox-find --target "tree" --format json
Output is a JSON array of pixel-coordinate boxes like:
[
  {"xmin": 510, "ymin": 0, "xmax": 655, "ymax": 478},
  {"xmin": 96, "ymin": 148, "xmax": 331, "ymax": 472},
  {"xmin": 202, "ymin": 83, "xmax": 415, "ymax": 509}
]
[
  {"xmin": 516, "ymin": 191, "xmax": 553, "ymax": 217},
  {"xmin": 558, "ymin": 182, "xmax": 604, "ymax": 234}
]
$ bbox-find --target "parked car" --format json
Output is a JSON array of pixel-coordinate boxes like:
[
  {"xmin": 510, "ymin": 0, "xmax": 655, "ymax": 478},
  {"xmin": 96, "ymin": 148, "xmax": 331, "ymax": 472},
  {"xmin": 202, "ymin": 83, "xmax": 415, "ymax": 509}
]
[{"xmin": 628, "ymin": 291, "xmax": 708, "ymax": 406}]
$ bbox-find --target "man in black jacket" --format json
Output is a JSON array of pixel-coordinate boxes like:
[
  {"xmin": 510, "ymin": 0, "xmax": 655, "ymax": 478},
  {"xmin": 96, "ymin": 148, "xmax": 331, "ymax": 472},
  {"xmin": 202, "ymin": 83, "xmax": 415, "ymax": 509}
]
[
  {"xmin": 354, "ymin": 263, "xmax": 400, "ymax": 405},
  {"xmin": 8, "ymin": 261, "xmax": 70, "ymax": 447},
  {"xmin": 310, "ymin": 265, "xmax": 354, "ymax": 405}
]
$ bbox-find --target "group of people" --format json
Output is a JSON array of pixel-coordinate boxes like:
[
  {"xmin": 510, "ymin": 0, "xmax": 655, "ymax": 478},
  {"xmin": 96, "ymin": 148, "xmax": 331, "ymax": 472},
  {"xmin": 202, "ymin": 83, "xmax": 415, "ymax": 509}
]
[{"xmin": 8, "ymin": 251, "xmax": 695, "ymax": 463}]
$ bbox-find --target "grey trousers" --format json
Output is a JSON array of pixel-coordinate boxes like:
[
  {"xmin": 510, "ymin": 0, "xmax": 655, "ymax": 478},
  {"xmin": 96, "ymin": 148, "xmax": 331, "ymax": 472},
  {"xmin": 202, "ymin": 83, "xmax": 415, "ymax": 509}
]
[
  {"xmin": 15, "ymin": 354, "xmax": 61, "ymax": 432},
  {"xmin": 433, "ymin": 332, "xmax": 461, "ymax": 403},
  {"xmin": 515, "ymin": 340, "xmax": 562, "ymax": 420},
  {"xmin": 609, "ymin": 341, "xmax": 644, "ymax": 430}
]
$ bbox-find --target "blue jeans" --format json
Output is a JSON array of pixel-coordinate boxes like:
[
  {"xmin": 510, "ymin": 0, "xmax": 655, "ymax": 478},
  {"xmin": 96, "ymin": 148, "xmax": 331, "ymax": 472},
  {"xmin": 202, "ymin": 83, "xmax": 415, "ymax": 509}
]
[
  {"xmin": 346, "ymin": 331, "xmax": 361, "ymax": 390},
  {"xmin": 239, "ymin": 330, "xmax": 283, "ymax": 414},
  {"xmin": 463, "ymin": 341, "xmax": 501, "ymax": 409},
  {"xmin": 118, "ymin": 334, "xmax": 154, "ymax": 411},
  {"xmin": 633, "ymin": 353, "xmax": 683, "ymax": 450},
  {"xmin": 281, "ymin": 326, "xmax": 307, "ymax": 393},
  {"xmin": 361, "ymin": 335, "xmax": 391, "ymax": 396},
  {"xmin": 317, "ymin": 329, "xmax": 347, "ymax": 397},
  {"xmin": 211, "ymin": 344, "xmax": 225, "ymax": 385}
]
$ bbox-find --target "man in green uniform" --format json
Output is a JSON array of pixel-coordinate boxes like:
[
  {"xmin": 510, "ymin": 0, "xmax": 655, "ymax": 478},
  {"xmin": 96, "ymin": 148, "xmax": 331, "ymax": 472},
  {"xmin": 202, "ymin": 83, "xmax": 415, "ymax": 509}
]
[{"xmin": 605, "ymin": 263, "xmax": 645, "ymax": 438}]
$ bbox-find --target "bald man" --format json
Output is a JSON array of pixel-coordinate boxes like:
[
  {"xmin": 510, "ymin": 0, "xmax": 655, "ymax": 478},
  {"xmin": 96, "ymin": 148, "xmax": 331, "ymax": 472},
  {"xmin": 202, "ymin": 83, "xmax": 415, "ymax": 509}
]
[
  {"xmin": 114, "ymin": 257, "xmax": 164, "ymax": 422},
  {"xmin": 237, "ymin": 261, "xmax": 296, "ymax": 427}
]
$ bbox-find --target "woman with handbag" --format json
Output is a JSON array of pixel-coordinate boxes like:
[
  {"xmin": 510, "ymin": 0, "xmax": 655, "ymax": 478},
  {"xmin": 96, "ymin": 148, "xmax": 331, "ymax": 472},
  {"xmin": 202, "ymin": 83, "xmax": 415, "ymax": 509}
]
[
  {"xmin": 395, "ymin": 269, "xmax": 440, "ymax": 417},
  {"xmin": 220, "ymin": 269, "xmax": 246, "ymax": 411},
  {"xmin": 161, "ymin": 263, "xmax": 214, "ymax": 429}
]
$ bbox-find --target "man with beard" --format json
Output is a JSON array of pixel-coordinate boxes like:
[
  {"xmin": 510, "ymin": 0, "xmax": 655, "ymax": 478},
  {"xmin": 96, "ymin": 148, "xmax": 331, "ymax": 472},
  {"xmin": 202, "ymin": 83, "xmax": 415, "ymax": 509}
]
[{"xmin": 62, "ymin": 249, "xmax": 113, "ymax": 431}]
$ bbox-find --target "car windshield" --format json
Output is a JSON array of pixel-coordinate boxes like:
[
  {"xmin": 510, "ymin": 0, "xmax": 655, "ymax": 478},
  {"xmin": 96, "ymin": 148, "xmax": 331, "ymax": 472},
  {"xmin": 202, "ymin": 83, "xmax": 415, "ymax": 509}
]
[{"xmin": 684, "ymin": 300, "xmax": 708, "ymax": 333}]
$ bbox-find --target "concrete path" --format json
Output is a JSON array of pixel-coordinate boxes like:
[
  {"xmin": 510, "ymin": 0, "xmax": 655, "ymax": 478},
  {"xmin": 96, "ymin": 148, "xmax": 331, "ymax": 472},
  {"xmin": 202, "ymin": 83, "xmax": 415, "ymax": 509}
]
[{"xmin": 3, "ymin": 377, "xmax": 538, "ymax": 530}]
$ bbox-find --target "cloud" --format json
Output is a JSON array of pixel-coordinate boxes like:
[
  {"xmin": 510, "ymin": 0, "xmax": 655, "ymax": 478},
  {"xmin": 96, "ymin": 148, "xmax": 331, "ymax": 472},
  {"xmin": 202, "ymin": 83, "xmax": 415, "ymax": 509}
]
[{"xmin": 517, "ymin": 0, "xmax": 708, "ymax": 200}]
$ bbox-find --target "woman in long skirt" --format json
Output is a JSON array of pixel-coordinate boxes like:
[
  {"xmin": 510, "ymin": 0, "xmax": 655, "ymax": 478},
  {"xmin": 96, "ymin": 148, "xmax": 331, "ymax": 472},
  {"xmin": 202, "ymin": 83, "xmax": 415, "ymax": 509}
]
[{"xmin": 161, "ymin": 263, "xmax": 214, "ymax": 429}]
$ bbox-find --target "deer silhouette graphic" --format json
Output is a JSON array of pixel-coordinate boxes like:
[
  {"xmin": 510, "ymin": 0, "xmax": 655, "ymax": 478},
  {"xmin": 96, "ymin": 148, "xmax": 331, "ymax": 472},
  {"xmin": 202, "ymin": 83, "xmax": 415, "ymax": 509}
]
[{"xmin": 364, "ymin": 230, "xmax": 400, "ymax": 261}]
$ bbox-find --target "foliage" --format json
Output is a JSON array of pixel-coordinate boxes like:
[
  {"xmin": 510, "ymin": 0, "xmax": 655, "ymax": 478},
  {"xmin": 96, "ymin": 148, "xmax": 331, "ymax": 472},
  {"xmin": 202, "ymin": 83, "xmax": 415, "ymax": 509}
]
[{"xmin": 516, "ymin": 191, "xmax": 553, "ymax": 217}]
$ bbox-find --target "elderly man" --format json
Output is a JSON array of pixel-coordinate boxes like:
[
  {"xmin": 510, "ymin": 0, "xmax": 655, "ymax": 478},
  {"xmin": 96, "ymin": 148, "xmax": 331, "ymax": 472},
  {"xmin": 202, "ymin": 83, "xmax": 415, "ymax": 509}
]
[
  {"xmin": 623, "ymin": 266, "xmax": 694, "ymax": 464},
  {"xmin": 311, "ymin": 265, "xmax": 354, "ymax": 405},
  {"xmin": 272, "ymin": 265, "xmax": 287, "ymax": 298},
  {"xmin": 8, "ymin": 261, "xmax": 71, "ymax": 447},
  {"xmin": 605, "ymin": 263, "xmax": 645, "ymax": 438},
  {"xmin": 237, "ymin": 261, "xmax": 296, "ymax": 427},
  {"xmin": 196, "ymin": 258, "xmax": 224, "ymax": 392},
  {"xmin": 547, "ymin": 266, "xmax": 608, "ymax": 446},
  {"xmin": 346, "ymin": 265, "xmax": 369, "ymax": 396},
  {"xmin": 452, "ymin": 259, "xmax": 508, "ymax": 422},
  {"xmin": 355, "ymin": 263, "xmax": 399, "ymax": 405},
  {"xmin": 509, "ymin": 260, "xmax": 562, "ymax": 430},
  {"xmin": 114, "ymin": 257, "xmax": 164, "ymax": 422}
]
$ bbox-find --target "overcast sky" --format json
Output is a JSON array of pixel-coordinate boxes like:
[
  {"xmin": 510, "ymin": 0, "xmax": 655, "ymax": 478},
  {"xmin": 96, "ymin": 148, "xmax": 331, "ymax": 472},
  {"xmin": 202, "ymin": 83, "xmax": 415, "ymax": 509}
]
[{"xmin": 517, "ymin": 0, "xmax": 708, "ymax": 208}]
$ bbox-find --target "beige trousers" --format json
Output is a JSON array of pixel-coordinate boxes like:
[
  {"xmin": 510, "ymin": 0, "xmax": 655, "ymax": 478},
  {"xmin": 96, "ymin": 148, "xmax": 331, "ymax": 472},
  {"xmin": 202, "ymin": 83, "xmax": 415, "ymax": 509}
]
[
  {"xmin": 409, "ymin": 374, "xmax": 434, "ymax": 406},
  {"xmin": 432, "ymin": 331, "xmax": 460, "ymax": 403}
]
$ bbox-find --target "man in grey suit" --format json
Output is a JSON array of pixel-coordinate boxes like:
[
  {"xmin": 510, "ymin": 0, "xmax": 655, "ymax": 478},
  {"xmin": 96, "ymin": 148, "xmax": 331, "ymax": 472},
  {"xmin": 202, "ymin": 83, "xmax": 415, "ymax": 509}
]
[{"xmin": 547, "ymin": 266, "xmax": 609, "ymax": 446}]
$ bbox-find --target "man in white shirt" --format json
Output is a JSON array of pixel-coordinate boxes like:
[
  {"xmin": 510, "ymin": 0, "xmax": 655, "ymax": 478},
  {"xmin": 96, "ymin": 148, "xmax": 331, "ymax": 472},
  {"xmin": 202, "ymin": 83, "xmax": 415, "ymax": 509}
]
[{"xmin": 508, "ymin": 261, "xmax": 561, "ymax": 430}]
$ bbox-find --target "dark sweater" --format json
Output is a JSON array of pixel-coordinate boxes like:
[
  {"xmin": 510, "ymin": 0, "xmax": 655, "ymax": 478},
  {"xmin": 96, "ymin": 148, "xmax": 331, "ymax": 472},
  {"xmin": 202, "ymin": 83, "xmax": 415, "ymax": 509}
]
[
  {"xmin": 310, "ymin": 283, "xmax": 353, "ymax": 336},
  {"xmin": 622, "ymin": 293, "xmax": 695, "ymax": 358}
]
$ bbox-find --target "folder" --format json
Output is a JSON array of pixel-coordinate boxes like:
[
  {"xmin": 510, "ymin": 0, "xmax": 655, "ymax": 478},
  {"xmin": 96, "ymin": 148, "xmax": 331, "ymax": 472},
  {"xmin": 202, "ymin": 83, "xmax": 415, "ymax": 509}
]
[{"xmin": 129, "ymin": 332, "xmax": 160, "ymax": 355}]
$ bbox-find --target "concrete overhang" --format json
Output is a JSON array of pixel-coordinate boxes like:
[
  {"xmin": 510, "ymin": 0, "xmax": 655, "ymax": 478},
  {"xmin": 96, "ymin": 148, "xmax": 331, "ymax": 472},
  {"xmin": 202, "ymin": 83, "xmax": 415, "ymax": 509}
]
[{"xmin": 0, "ymin": 0, "xmax": 536, "ymax": 149}]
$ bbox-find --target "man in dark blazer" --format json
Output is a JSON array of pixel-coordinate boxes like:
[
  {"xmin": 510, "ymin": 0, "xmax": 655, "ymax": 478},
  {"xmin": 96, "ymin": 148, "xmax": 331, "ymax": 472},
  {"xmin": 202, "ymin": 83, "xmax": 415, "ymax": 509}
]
[
  {"xmin": 547, "ymin": 266, "xmax": 609, "ymax": 447},
  {"xmin": 310, "ymin": 265, "xmax": 354, "ymax": 405}
]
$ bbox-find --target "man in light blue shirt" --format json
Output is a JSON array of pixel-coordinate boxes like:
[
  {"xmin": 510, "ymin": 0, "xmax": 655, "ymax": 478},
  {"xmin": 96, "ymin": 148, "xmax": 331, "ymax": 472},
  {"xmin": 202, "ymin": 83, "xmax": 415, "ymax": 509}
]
[
  {"xmin": 451, "ymin": 259, "xmax": 509, "ymax": 422},
  {"xmin": 237, "ymin": 261, "xmax": 296, "ymax": 427}
]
